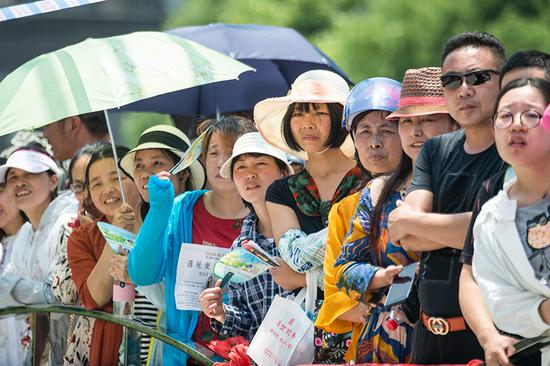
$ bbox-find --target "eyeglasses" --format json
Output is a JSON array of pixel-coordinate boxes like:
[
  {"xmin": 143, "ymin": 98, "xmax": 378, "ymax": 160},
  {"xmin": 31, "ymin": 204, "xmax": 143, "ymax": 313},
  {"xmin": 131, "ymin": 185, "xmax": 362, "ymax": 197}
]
[
  {"xmin": 440, "ymin": 69, "xmax": 500, "ymax": 90},
  {"xmin": 69, "ymin": 182, "xmax": 86, "ymax": 194},
  {"xmin": 493, "ymin": 110, "xmax": 542, "ymax": 129}
]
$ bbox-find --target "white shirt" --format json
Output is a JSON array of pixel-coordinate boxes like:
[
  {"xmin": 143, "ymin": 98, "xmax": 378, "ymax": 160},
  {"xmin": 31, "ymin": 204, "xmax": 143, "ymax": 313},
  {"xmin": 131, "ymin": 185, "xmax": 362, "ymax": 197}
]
[{"xmin": 473, "ymin": 178, "xmax": 550, "ymax": 363}]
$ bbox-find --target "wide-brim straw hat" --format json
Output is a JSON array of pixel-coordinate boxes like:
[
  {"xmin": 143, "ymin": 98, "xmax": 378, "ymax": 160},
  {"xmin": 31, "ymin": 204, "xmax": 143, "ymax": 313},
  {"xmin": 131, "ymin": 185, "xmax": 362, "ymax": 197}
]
[
  {"xmin": 119, "ymin": 125, "xmax": 206, "ymax": 190},
  {"xmin": 387, "ymin": 67, "xmax": 448, "ymax": 120},
  {"xmin": 254, "ymin": 69, "xmax": 355, "ymax": 160},
  {"xmin": 220, "ymin": 132, "xmax": 293, "ymax": 179}
]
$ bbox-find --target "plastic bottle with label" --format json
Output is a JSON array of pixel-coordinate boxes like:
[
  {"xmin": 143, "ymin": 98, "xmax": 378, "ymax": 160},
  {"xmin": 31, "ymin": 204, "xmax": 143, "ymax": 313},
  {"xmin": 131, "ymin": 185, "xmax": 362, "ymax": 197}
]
[
  {"xmin": 113, "ymin": 280, "xmax": 135, "ymax": 318},
  {"xmin": 385, "ymin": 305, "xmax": 404, "ymax": 331}
]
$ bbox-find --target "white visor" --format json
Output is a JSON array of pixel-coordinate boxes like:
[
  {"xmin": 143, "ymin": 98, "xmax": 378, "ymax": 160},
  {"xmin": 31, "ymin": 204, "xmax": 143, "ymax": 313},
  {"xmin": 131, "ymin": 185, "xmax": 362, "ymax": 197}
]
[{"xmin": 0, "ymin": 149, "xmax": 59, "ymax": 184}]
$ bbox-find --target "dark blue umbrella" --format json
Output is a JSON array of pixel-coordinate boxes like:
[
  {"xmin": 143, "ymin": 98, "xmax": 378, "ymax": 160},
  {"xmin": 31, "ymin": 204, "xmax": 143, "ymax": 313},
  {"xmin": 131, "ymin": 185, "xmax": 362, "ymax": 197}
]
[{"xmin": 118, "ymin": 23, "xmax": 352, "ymax": 118}]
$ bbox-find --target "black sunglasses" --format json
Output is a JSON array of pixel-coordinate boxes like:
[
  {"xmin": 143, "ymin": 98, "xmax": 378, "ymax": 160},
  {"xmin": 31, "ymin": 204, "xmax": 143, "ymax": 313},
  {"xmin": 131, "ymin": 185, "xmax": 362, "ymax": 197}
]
[{"xmin": 440, "ymin": 69, "xmax": 500, "ymax": 90}]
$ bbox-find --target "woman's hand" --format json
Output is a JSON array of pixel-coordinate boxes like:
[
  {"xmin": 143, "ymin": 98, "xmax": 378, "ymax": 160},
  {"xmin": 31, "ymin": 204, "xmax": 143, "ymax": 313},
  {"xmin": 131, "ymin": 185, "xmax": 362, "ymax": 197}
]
[
  {"xmin": 382, "ymin": 265, "xmax": 403, "ymax": 286},
  {"xmin": 269, "ymin": 258, "xmax": 307, "ymax": 291},
  {"xmin": 148, "ymin": 174, "xmax": 174, "ymax": 207},
  {"xmin": 112, "ymin": 203, "xmax": 137, "ymax": 233},
  {"xmin": 337, "ymin": 302, "xmax": 371, "ymax": 324},
  {"xmin": 367, "ymin": 264, "xmax": 403, "ymax": 291},
  {"xmin": 77, "ymin": 207, "xmax": 95, "ymax": 226},
  {"xmin": 110, "ymin": 245, "xmax": 132, "ymax": 283},
  {"xmin": 155, "ymin": 171, "xmax": 172, "ymax": 181},
  {"xmin": 199, "ymin": 280, "xmax": 226, "ymax": 323}
]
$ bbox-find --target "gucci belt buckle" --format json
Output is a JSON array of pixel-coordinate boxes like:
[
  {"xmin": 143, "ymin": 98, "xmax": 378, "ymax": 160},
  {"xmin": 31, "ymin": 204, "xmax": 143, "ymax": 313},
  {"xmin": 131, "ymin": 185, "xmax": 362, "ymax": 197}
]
[{"xmin": 427, "ymin": 316, "xmax": 450, "ymax": 335}]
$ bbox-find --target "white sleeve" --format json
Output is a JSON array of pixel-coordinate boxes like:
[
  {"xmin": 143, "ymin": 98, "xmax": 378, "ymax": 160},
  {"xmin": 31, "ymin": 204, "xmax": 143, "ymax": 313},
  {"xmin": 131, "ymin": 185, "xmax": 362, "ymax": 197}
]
[
  {"xmin": 0, "ymin": 272, "xmax": 59, "ymax": 306},
  {"xmin": 473, "ymin": 220, "xmax": 549, "ymax": 338}
]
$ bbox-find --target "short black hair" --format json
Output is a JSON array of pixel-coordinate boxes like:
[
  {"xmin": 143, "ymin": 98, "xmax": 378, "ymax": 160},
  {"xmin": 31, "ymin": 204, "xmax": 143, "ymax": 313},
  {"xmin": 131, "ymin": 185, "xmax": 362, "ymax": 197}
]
[
  {"xmin": 500, "ymin": 50, "xmax": 550, "ymax": 86},
  {"xmin": 68, "ymin": 141, "xmax": 110, "ymax": 184},
  {"xmin": 442, "ymin": 31, "xmax": 506, "ymax": 68},
  {"xmin": 281, "ymin": 103, "xmax": 348, "ymax": 152},
  {"xmin": 494, "ymin": 77, "xmax": 550, "ymax": 117},
  {"xmin": 79, "ymin": 112, "xmax": 108, "ymax": 137},
  {"xmin": 85, "ymin": 145, "xmax": 130, "ymax": 185}
]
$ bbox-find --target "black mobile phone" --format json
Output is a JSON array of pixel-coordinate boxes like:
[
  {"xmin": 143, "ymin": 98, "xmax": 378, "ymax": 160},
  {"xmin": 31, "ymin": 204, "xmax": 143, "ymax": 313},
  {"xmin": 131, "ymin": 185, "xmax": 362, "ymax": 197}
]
[
  {"xmin": 384, "ymin": 263, "xmax": 417, "ymax": 308},
  {"xmin": 508, "ymin": 334, "xmax": 549, "ymax": 364}
]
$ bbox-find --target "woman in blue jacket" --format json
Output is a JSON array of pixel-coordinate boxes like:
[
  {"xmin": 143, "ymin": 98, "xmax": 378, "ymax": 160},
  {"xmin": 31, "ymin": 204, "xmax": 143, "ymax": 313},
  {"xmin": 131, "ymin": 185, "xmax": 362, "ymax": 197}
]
[{"xmin": 128, "ymin": 116, "xmax": 256, "ymax": 364}]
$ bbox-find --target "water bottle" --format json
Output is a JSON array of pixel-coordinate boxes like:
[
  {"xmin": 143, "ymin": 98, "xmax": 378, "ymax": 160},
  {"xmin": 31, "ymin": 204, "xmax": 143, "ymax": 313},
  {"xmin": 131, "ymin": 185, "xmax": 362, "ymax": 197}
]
[
  {"xmin": 385, "ymin": 306, "xmax": 403, "ymax": 331},
  {"xmin": 113, "ymin": 281, "xmax": 140, "ymax": 365},
  {"xmin": 112, "ymin": 280, "xmax": 135, "ymax": 317}
]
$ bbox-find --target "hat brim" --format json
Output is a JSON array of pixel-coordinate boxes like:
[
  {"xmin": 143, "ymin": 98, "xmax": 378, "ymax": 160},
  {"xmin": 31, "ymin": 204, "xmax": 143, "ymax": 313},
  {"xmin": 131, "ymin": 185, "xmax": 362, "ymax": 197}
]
[
  {"xmin": 0, "ymin": 151, "xmax": 59, "ymax": 184},
  {"xmin": 120, "ymin": 144, "xmax": 206, "ymax": 190},
  {"xmin": 386, "ymin": 105, "xmax": 449, "ymax": 120},
  {"xmin": 220, "ymin": 148, "xmax": 294, "ymax": 179},
  {"xmin": 254, "ymin": 97, "xmax": 355, "ymax": 160}
]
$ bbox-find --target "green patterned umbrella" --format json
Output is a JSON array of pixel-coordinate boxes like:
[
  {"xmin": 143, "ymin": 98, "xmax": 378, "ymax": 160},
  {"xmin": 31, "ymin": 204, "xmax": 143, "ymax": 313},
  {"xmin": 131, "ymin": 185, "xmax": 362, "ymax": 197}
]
[{"xmin": 0, "ymin": 31, "xmax": 253, "ymax": 136}]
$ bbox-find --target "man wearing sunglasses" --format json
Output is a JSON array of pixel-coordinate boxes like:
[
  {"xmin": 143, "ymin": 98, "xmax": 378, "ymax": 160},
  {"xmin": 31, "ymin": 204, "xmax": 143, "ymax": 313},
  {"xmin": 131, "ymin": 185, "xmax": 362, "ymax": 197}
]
[
  {"xmin": 388, "ymin": 31, "xmax": 507, "ymax": 364},
  {"xmin": 459, "ymin": 50, "xmax": 550, "ymax": 366}
]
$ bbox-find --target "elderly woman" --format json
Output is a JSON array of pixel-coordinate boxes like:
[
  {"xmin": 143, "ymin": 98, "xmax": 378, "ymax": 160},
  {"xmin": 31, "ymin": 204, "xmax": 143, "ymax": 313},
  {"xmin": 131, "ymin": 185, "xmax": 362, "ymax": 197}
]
[{"xmin": 320, "ymin": 69, "xmax": 457, "ymax": 363}]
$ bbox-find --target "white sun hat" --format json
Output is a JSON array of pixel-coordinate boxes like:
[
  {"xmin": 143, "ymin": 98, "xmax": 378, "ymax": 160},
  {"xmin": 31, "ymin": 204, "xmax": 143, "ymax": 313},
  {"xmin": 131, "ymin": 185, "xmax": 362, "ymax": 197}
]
[
  {"xmin": 254, "ymin": 69, "xmax": 355, "ymax": 160},
  {"xmin": 0, "ymin": 148, "xmax": 60, "ymax": 184},
  {"xmin": 220, "ymin": 132, "xmax": 294, "ymax": 179},
  {"xmin": 119, "ymin": 125, "xmax": 206, "ymax": 190}
]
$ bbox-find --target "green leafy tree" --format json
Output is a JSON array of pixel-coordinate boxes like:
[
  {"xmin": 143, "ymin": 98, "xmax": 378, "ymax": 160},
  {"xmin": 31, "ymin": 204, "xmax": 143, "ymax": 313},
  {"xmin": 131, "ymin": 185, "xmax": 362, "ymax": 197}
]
[
  {"xmin": 124, "ymin": 0, "xmax": 549, "ymax": 138},
  {"xmin": 165, "ymin": 0, "xmax": 550, "ymax": 82}
]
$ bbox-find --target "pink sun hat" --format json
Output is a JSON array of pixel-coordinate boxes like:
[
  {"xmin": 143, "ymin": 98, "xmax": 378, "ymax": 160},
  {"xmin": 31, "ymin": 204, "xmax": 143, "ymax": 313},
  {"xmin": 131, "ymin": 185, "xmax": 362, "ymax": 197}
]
[{"xmin": 254, "ymin": 69, "xmax": 355, "ymax": 160}]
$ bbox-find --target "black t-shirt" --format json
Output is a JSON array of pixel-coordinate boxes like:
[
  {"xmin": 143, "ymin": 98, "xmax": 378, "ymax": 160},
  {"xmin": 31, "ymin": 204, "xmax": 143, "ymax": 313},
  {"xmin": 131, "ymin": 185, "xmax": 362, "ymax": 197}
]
[
  {"xmin": 265, "ymin": 177, "xmax": 324, "ymax": 235},
  {"xmin": 460, "ymin": 169, "xmax": 507, "ymax": 265},
  {"xmin": 409, "ymin": 129, "xmax": 505, "ymax": 316}
]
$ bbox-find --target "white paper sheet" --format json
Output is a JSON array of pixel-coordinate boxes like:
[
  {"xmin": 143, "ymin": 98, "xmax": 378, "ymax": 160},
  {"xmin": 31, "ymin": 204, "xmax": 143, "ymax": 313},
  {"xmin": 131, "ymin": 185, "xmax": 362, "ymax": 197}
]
[{"xmin": 175, "ymin": 243, "xmax": 229, "ymax": 311}]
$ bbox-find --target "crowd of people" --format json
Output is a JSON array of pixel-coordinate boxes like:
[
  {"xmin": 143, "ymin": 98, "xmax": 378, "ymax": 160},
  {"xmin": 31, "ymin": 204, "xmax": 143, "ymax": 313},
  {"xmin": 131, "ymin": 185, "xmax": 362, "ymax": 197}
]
[{"xmin": 0, "ymin": 30, "xmax": 549, "ymax": 366}]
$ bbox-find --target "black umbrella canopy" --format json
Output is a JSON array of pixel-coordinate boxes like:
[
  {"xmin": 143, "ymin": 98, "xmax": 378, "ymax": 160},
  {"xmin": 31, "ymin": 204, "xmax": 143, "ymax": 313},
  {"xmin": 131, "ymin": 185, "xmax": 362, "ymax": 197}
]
[{"xmin": 118, "ymin": 23, "xmax": 352, "ymax": 118}]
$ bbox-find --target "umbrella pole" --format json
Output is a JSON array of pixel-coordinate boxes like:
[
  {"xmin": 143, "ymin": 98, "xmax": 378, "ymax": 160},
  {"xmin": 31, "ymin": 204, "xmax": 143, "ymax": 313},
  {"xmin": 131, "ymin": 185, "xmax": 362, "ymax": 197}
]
[
  {"xmin": 103, "ymin": 110, "xmax": 127, "ymax": 205},
  {"xmin": 214, "ymin": 85, "xmax": 220, "ymax": 120}
]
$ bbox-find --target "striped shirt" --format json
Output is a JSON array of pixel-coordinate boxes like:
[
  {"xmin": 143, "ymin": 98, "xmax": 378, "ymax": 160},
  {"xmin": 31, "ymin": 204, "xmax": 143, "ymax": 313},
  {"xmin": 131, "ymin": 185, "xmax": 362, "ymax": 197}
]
[{"xmin": 133, "ymin": 293, "xmax": 158, "ymax": 363}]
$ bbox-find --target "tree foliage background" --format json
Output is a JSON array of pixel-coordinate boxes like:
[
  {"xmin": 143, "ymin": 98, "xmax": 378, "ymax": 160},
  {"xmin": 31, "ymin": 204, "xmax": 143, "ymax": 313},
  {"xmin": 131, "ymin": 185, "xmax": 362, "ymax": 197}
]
[
  {"xmin": 164, "ymin": 0, "xmax": 550, "ymax": 83},
  {"xmin": 119, "ymin": 0, "xmax": 549, "ymax": 146}
]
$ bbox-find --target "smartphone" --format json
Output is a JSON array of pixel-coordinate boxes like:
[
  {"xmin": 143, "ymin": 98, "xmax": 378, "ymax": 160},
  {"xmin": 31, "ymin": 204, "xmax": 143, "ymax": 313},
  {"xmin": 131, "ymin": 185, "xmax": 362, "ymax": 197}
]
[
  {"xmin": 508, "ymin": 333, "xmax": 550, "ymax": 364},
  {"xmin": 384, "ymin": 262, "xmax": 417, "ymax": 308}
]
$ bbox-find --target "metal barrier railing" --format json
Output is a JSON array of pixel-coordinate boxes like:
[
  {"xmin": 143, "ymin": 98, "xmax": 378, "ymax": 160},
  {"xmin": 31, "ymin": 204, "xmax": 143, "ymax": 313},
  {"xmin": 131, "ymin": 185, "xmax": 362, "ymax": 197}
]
[{"xmin": 0, "ymin": 305, "xmax": 216, "ymax": 366}]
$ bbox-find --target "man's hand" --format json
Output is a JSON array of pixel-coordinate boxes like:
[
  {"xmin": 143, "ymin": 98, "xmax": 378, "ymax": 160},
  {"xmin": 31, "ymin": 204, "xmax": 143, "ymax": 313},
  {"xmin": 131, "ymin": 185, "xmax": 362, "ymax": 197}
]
[
  {"xmin": 199, "ymin": 280, "xmax": 225, "ymax": 323},
  {"xmin": 269, "ymin": 258, "xmax": 306, "ymax": 291},
  {"xmin": 388, "ymin": 200, "xmax": 421, "ymax": 243},
  {"xmin": 479, "ymin": 330, "xmax": 517, "ymax": 366},
  {"xmin": 112, "ymin": 203, "xmax": 137, "ymax": 233}
]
